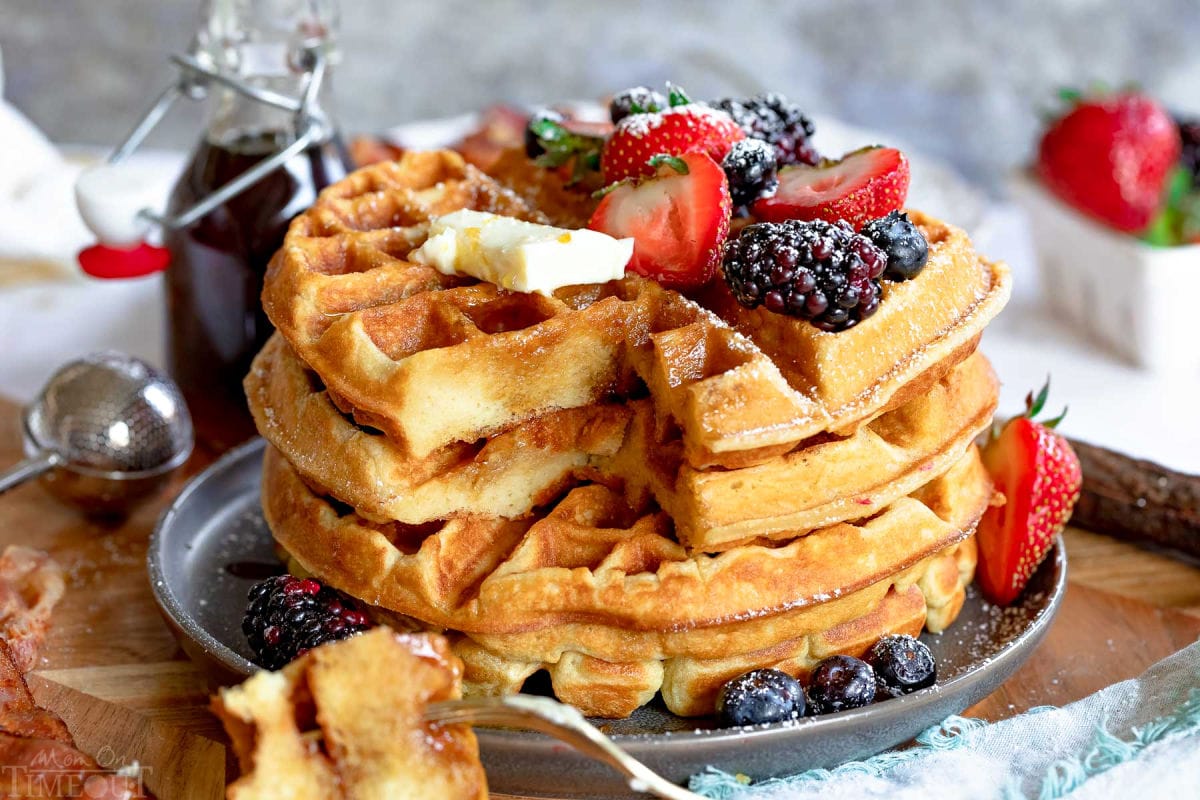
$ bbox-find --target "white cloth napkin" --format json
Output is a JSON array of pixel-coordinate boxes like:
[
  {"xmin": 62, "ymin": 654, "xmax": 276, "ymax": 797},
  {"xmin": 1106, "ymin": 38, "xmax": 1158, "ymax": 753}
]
[
  {"xmin": 0, "ymin": 86, "xmax": 93, "ymax": 272},
  {"xmin": 0, "ymin": 47, "xmax": 179, "ymax": 279},
  {"xmin": 690, "ymin": 639, "xmax": 1200, "ymax": 799}
]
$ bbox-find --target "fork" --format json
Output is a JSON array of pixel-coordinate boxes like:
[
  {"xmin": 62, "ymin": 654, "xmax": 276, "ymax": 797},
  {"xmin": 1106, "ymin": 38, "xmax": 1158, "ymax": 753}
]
[{"xmin": 424, "ymin": 694, "xmax": 706, "ymax": 800}]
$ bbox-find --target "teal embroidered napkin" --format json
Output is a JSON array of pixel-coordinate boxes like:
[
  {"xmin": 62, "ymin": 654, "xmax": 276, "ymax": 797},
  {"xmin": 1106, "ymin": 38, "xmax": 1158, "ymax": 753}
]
[{"xmin": 692, "ymin": 638, "xmax": 1200, "ymax": 799}]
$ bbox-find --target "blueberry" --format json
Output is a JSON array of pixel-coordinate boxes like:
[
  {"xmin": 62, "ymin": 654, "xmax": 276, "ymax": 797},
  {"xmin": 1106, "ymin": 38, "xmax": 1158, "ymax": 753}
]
[
  {"xmin": 806, "ymin": 655, "xmax": 877, "ymax": 714},
  {"xmin": 874, "ymin": 672, "xmax": 904, "ymax": 702},
  {"xmin": 861, "ymin": 210, "xmax": 929, "ymax": 281},
  {"xmin": 866, "ymin": 634, "xmax": 937, "ymax": 695},
  {"xmin": 716, "ymin": 668, "xmax": 805, "ymax": 726}
]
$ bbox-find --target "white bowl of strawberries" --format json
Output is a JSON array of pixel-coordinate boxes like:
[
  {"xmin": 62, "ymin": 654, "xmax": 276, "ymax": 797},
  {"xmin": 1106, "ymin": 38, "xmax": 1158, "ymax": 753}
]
[{"xmin": 1012, "ymin": 90, "xmax": 1200, "ymax": 373}]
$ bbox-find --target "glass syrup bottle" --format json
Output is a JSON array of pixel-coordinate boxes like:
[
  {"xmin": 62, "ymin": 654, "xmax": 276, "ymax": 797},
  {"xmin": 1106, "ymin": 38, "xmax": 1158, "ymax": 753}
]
[{"xmin": 164, "ymin": 0, "xmax": 350, "ymax": 452}]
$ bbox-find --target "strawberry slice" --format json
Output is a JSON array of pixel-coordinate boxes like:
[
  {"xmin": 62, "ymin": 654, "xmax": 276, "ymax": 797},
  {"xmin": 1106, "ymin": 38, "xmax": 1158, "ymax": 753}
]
[
  {"xmin": 976, "ymin": 382, "xmax": 1082, "ymax": 606},
  {"xmin": 601, "ymin": 103, "xmax": 744, "ymax": 184},
  {"xmin": 588, "ymin": 151, "xmax": 731, "ymax": 291},
  {"xmin": 752, "ymin": 146, "xmax": 910, "ymax": 229},
  {"xmin": 1037, "ymin": 91, "xmax": 1180, "ymax": 233}
]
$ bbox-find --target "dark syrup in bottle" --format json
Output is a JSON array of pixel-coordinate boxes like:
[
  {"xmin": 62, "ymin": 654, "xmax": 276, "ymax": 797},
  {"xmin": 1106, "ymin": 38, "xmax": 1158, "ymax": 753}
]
[{"xmin": 164, "ymin": 130, "xmax": 350, "ymax": 452}]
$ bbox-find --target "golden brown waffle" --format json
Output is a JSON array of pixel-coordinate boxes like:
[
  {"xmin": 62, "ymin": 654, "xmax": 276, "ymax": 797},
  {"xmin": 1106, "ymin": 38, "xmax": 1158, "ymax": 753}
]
[
  {"xmin": 701, "ymin": 211, "xmax": 1009, "ymax": 435},
  {"xmin": 213, "ymin": 629, "xmax": 487, "ymax": 800},
  {"xmin": 252, "ymin": 330, "xmax": 996, "ymax": 549},
  {"xmin": 268, "ymin": 465, "xmax": 979, "ymax": 718},
  {"xmin": 264, "ymin": 443, "xmax": 990, "ymax": 650},
  {"xmin": 263, "ymin": 151, "xmax": 1011, "ymax": 469},
  {"xmin": 483, "ymin": 147, "xmax": 601, "ymax": 228},
  {"xmin": 452, "ymin": 536, "xmax": 975, "ymax": 718},
  {"xmin": 247, "ymin": 332, "xmax": 632, "ymax": 523},
  {"xmin": 618, "ymin": 351, "xmax": 999, "ymax": 550},
  {"xmin": 272, "ymin": 537, "xmax": 974, "ymax": 718}
]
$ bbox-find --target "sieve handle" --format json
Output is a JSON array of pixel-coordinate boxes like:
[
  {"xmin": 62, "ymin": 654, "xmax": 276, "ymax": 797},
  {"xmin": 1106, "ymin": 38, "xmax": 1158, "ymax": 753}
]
[{"xmin": 0, "ymin": 451, "xmax": 59, "ymax": 496}]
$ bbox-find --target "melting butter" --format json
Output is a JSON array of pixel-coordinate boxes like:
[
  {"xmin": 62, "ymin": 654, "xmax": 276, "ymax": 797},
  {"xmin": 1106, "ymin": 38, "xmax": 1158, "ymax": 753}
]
[{"xmin": 410, "ymin": 209, "xmax": 633, "ymax": 294}]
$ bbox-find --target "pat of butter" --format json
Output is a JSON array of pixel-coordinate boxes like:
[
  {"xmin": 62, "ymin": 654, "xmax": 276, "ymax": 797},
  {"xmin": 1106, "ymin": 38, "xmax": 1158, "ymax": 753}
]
[{"xmin": 409, "ymin": 209, "xmax": 633, "ymax": 294}]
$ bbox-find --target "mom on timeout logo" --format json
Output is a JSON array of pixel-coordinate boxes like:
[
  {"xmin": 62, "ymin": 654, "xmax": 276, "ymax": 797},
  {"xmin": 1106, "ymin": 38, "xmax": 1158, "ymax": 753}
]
[{"xmin": 1, "ymin": 744, "xmax": 151, "ymax": 798}]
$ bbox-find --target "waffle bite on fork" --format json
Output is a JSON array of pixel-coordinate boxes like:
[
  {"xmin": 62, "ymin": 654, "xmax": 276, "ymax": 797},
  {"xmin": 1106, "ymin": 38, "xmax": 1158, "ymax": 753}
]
[
  {"xmin": 246, "ymin": 90, "xmax": 1011, "ymax": 722},
  {"xmin": 214, "ymin": 629, "xmax": 487, "ymax": 800}
]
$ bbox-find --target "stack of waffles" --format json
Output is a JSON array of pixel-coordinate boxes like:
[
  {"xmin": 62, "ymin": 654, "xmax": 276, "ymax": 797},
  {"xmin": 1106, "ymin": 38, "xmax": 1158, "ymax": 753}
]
[{"xmin": 248, "ymin": 150, "xmax": 1012, "ymax": 719}]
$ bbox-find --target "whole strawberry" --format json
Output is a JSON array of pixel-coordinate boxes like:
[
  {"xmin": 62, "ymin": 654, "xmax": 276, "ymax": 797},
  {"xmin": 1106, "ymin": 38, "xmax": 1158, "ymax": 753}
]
[
  {"xmin": 601, "ymin": 84, "xmax": 745, "ymax": 184},
  {"xmin": 1036, "ymin": 91, "xmax": 1181, "ymax": 233},
  {"xmin": 977, "ymin": 381, "xmax": 1082, "ymax": 606}
]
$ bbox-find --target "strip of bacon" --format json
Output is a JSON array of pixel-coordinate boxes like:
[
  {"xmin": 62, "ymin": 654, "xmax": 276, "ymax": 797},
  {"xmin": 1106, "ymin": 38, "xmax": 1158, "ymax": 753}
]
[
  {"xmin": 0, "ymin": 546, "xmax": 66, "ymax": 672},
  {"xmin": 0, "ymin": 633, "xmax": 151, "ymax": 797}
]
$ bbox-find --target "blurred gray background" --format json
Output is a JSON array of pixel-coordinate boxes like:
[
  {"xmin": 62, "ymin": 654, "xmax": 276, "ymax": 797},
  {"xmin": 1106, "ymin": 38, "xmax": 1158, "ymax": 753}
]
[{"xmin": 3, "ymin": 0, "xmax": 1198, "ymax": 193}]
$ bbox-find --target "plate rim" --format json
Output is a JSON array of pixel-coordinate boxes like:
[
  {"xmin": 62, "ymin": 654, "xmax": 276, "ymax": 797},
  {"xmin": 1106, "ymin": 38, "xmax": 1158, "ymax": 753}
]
[{"xmin": 149, "ymin": 437, "xmax": 264, "ymax": 676}]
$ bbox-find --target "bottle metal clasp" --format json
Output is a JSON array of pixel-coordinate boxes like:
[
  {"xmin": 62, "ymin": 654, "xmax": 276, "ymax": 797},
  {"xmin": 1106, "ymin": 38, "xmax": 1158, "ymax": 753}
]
[{"xmin": 96, "ymin": 44, "xmax": 329, "ymax": 234}]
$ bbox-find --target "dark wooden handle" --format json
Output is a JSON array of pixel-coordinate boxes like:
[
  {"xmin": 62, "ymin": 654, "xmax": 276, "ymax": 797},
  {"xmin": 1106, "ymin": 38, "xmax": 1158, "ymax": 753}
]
[{"xmin": 1067, "ymin": 438, "xmax": 1200, "ymax": 559}]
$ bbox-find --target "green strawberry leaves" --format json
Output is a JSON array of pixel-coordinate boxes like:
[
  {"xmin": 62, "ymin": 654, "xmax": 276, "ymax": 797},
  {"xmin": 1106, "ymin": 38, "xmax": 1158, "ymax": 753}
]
[
  {"xmin": 1022, "ymin": 377, "xmax": 1068, "ymax": 430},
  {"xmin": 1142, "ymin": 167, "xmax": 1200, "ymax": 246},
  {"xmin": 528, "ymin": 117, "xmax": 603, "ymax": 185},
  {"xmin": 666, "ymin": 82, "xmax": 692, "ymax": 107}
]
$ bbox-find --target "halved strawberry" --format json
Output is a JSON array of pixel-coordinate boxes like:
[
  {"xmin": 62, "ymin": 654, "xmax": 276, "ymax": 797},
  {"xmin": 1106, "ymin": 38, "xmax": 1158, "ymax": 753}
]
[
  {"xmin": 601, "ymin": 104, "xmax": 745, "ymax": 184},
  {"xmin": 588, "ymin": 151, "xmax": 731, "ymax": 291},
  {"xmin": 752, "ymin": 146, "xmax": 910, "ymax": 229},
  {"xmin": 976, "ymin": 382, "xmax": 1082, "ymax": 606}
]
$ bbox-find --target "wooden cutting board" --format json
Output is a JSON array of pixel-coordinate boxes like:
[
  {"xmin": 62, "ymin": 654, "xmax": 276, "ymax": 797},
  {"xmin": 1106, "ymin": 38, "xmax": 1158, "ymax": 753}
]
[{"xmin": 2, "ymin": 397, "xmax": 1199, "ymax": 799}]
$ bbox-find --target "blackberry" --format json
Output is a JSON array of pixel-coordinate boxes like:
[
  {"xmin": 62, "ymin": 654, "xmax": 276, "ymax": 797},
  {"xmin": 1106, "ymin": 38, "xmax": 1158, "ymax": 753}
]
[
  {"xmin": 243, "ymin": 575, "xmax": 373, "ymax": 670},
  {"xmin": 861, "ymin": 210, "xmax": 929, "ymax": 281},
  {"xmin": 712, "ymin": 93, "xmax": 819, "ymax": 166},
  {"xmin": 609, "ymin": 86, "xmax": 668, "ymax": 124},
  {"xmin": 866, "ymin": 634, "xmax": 937, "ymax": 695},
  {"xmin": 806, "ymin": 655, "xmax": 877, "ymax": 715},
  {"xmin": 722, "ymin": 138, "xmax": 779, "ymax": 207},
  {"xmin": 1178, "ymin": 116, "xmax": 1200, "ymax": 189},
  {"xmin": 524, "ymin": 108, "xmax": 564, "ymax": 158},
  {"xmin": 721, "ymin": 219, "xmax": 886, "ymax": 332},
  {"xmin": 716, "ymin": 668, "xmax": 805, "ymax": 726}
]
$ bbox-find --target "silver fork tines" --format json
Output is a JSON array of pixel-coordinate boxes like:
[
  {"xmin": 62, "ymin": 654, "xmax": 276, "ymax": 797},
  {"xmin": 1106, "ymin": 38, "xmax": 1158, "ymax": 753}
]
[{"xmin": 424, "ymin": 695, "xmax": 705, "ymax": 800}]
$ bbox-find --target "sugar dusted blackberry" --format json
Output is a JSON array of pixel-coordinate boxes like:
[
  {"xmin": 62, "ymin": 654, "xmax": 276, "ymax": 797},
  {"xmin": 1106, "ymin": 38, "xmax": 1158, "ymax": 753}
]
[
  {"xmin": 609, "ymin": 86, "xmax": 668, "ymax": 124},
  {"xmin": 866, "ymin": 634, "xmax": 937, "ymax": 695},
  {"xmin": 716, "ymin": 668, "xmax": 805, "ymax": 726},
  {"xmin": 721, "ymin": 219, "xmax": 886, "ymax": 332},
  {"xmin": 806, "ymin": 655, "xmax": 877, "ymax": 714},
  {"xmin": 243, "ymin": 575, "xmax": 373, "ymax": 670},
  {"xmin": 722, "ymin": 138, "xmax": 779, "ymax": 207},
  {"xmin": 712, "ymin": 93, "xmax": 819, "ymax": 166}
]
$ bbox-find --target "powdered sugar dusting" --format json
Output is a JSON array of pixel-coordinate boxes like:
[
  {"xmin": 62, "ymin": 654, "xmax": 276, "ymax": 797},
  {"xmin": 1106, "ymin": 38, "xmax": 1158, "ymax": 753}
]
[{"xmin": 613, "ymin": 103, "xmax": 738, "ymax": 138}]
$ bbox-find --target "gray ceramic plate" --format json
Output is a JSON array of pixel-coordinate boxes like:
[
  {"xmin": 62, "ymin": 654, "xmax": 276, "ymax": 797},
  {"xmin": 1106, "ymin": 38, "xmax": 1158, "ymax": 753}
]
[{"xmin": 150, "ymin": 438, "xmax": 1067, "ymax": 799}]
